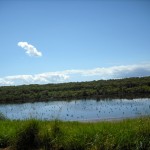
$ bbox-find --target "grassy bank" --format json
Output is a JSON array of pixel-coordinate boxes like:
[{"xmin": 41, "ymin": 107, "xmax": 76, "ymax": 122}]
[{"xmin": 0, "ymin": 117, "xmax": 150, "ymax": 150}]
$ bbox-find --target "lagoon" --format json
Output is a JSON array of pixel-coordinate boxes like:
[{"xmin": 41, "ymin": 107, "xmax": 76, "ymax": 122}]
[{"xmin": 0, "ymin": 98, "xmax": 150, "ymax": 121}]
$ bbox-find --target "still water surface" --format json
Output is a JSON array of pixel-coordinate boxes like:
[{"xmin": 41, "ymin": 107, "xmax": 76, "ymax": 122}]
[{"xmin": 0, "ymin": 98, "xmax": 150, "ymax": 121}]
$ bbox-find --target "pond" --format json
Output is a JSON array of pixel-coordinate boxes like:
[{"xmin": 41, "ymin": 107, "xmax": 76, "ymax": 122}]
[{"xmin": 0, "ymin": 98, "xmax": 150, "ymax": 121}]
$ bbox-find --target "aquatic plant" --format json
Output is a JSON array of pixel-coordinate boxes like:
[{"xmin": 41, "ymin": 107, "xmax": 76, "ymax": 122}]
[{"xmin": 0, "ymin": 112, "xmax": 7, "ymax": 120}]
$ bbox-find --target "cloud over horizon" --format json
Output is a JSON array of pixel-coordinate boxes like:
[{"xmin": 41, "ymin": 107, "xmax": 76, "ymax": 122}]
[
  {"xmin": 0, "ymin": 63, "xmax": 150, "ymax": 86},
  {"xmin": 18, "ymin": 42, "xmax": 42, "ymax": 57}
]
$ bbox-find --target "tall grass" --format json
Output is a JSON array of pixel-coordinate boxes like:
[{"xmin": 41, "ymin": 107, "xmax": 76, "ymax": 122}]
[
  {"xmin": 13, "ymin": 120, "xmax": 40, "ymax": 150},
  {"xmin": 0, "ymin": 112, "xmax": 7, "ymax": 120},
  {"xmin": 0, "ymin": 117, "xmax": 150, "ymax": 150}
]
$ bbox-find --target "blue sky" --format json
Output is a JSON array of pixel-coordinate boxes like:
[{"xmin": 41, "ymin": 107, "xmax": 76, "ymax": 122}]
[{"xmin": 0, "ymin": 0, "xmax": 150, "ymax": 85}]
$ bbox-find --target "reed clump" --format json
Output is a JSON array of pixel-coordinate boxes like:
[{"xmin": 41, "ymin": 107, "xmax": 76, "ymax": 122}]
[{"xmin": 0, "ymin": 117, "xmax": 149, "ymax": 150}]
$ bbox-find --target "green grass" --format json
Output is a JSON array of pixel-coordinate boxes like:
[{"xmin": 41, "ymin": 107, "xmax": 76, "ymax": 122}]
[{"xmin": 0, "ymin": 117, "xmax": 150, "ymax": 150}]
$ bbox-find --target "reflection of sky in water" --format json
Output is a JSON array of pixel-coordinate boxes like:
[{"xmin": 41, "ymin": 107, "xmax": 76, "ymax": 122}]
[{"xmin": 0, "ymin": 98, "xmax": 150, "ymax": 121}]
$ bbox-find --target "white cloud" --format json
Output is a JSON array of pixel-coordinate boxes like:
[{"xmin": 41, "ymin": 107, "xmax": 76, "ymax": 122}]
[
  {"xmin": 60, "ymin": 64, "xmax": 150, "ymax": 79},
  {"xmin": 18, "ymin": 42, "xmax": 42, "ymax": 57},
  {"xmin": 0, "ymin": 63, "xmax": 150, "ymax": 86},
  {"xmin": 0, "ymin": 79, "xmax": 13, "ymax": 86},
  {"xmin": 84, "ymin": 64, "xmax": 150, "ymax": 78},
  {"xmin": 1, "ymin": 73, "xmax": 69, "ymax": 86}
]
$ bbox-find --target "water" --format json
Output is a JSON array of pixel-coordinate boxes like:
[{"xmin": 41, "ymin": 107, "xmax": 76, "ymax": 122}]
[{"xmin": 0, "ymin": 98, "xmax": 150, "ymax": 121}]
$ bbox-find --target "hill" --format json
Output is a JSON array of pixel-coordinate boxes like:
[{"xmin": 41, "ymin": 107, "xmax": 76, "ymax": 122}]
[{"xmin": 0, "ymin": 76, "xmax": 150, "ymax": 103}]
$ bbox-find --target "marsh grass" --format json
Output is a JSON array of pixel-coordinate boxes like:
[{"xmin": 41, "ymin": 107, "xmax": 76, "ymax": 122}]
[
  {"xmin": 0, "ymin": 112, "xmax": 7, "ymax": 120},
  {"xmin": 13, "ymin": 120, "xmax": 40, "ymax": 150},
  {"xmin": 0, "ymin": 117, "xmax": 150, "ymax": 150}
]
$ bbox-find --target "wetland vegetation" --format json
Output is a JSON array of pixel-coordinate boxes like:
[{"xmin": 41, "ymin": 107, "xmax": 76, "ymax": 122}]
[
  {"xmin": 0, "ymin": 76, "xmax": 150, "ymax": 103},
  {"xmin": 0, "ymin": 117, "xmax": 150, "ymax": 150}
]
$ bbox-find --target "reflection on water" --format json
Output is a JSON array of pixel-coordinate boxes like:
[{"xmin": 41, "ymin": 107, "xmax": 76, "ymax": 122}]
[{"xmin": 0, "ymin": 98, "xmax": 150, "ymax": 121}]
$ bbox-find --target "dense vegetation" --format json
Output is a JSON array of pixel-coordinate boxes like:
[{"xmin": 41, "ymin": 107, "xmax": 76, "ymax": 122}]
[
  {"xmin": 0, "ymin": 76, "xmax": 150, "ymax": 103},
  {"xmin": 0, "ymin": 117, "xmax": 150, "ymax": 150}
]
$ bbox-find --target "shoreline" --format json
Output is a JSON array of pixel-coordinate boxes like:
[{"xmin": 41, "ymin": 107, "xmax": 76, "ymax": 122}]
[{"xmin": 78, "ymin": 115, "xmax": 149, "ymax": 123}]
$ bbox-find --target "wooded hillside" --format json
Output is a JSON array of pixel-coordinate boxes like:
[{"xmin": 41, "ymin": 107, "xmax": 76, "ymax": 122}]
[{"xmin": 0, "ymin": 76, "xmax": 150, "ymax": 103}]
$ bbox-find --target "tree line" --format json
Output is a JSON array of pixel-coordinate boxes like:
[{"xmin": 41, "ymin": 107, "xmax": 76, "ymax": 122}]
[{"xmin": 0, "ymin": 76, "xmax": 150, "ymax": 103}]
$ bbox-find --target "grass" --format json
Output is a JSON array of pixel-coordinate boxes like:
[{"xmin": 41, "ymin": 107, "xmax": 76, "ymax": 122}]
[
  {"xmin": 0, "ymin": 112, "xmax": 8, "ymax": 120},
  {"xmin": 0, "ymin": 117, "xmax": 150, "ymax": 150}
]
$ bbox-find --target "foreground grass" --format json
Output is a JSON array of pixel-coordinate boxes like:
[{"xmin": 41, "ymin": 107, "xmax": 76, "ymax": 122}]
[{"xmin": 0, "ymin": 117, "xmax": 150, "ymax": 150}]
